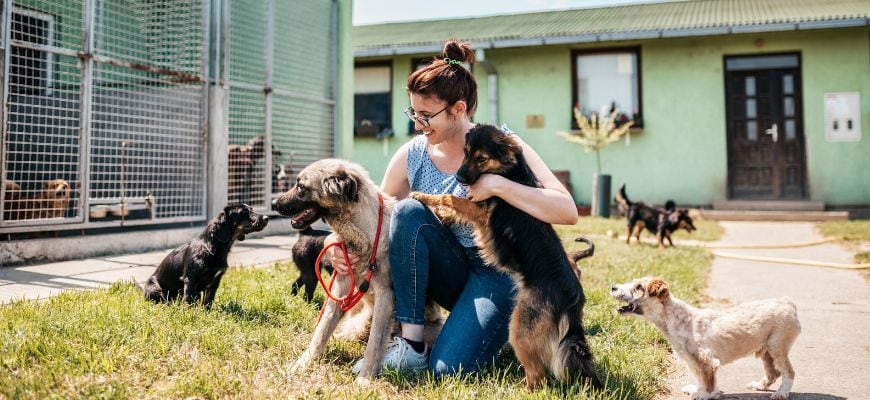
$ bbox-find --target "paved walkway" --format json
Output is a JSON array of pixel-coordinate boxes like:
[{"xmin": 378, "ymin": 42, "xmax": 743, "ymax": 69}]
[
  {"xmin": 0, "ymin": 235, "xmax": 295, "ymax": 304},
  {"xmin": 664, "ymin": 222, "xmax": 869, "ymax": 400}
]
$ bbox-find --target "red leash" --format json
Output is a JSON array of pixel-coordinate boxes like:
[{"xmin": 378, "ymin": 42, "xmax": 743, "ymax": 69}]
[{"xmin": 314, "ymin": 192, "xmax": 384, "ymax": 321}]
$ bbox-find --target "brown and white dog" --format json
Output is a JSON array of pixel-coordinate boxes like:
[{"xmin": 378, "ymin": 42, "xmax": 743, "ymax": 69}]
[
  {"xmin": 272, "ymin": 159, "xmax": 396, "ymax": 383},
  {"xmin": 3, "ymin": 179, "xmax": 71, "ymax": 220},
  {"xmin": 611, "ymin": 277, "xmax": 801, "ymax": 400}
]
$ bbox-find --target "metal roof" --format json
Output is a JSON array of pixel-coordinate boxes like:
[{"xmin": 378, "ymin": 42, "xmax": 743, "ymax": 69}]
[{"xmin": 353, "ymin": 0, "xmax": 870, "ymax": 56}]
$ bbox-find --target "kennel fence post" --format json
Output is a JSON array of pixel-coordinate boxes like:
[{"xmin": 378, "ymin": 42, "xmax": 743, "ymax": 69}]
[
  {"xmin": 206, "ymin": 0, "xmax": 230, "ymax": 219},
  {"xmin": 263, "ymin": 0, "xmax": 273, "ymax": 209},
  {"xmin": 78, "ymin": 0, "xmax": 96, "ymax": 224},
  {"xmin": 0, "ymin": 0, "xmax": 12, "ymax": 223}
]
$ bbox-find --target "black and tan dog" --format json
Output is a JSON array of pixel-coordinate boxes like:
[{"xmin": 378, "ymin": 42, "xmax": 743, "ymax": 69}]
[
  {"xmin": 272, "ymin": 159, "xmax": 398, "ymax": 383},
  {"xmin": 411, "ymin": 124, "xmax": 602, "ymax": 391},
  {"xmin": 291, "ymin": 226, "xmax": 332, "ymax": 302},
  {"xmin": 615, "ymin": 184, "xmax": 695, "ymax": 249},
  {"xmin": 141, "ymin": 203, "xmax": 268, "ymax": 308}
]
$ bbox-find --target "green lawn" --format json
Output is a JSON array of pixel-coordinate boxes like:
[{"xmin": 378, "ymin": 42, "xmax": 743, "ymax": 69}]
[
  {"xmin": 816, "ymin": 220, "xmax": 870, "ymax": 266},
  {"xmin": 817, "ymin": 220, "xmax": 870, "ymax": 241},
  {"xmin": 0, "ymin": 220, "xmax": 715, "ymax": 399}
]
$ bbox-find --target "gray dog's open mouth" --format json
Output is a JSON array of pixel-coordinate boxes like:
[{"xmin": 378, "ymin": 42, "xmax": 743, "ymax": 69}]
[
  {"xmin": 617, "ymin": 302, "xmax": 639, "ymax": 315},
  {"xmin": 290, "ymin": 207, "xmax": 319, "ymax": 229}
]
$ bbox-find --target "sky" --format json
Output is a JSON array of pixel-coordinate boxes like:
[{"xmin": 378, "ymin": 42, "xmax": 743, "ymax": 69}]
[{"xmin": 353, "ymin": 0, "xmax": 671, "ymax": 25}]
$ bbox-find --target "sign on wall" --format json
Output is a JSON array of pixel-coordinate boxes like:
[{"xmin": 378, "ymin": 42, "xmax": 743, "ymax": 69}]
[{"xmin": 824, "ymin": 92, "xmax": 861, "ymax": 142}]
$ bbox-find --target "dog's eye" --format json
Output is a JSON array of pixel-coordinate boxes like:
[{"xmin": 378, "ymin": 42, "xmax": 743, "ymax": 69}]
[
  {"xmin": 635, "ymin": 284, "xmax": 643, "ymax": 291},
  {"xmin": 476, "ymin": 156, "xmax": 488, "ymax": 165}
]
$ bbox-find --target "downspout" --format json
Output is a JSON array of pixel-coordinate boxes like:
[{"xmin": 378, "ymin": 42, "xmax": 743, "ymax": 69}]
[{"xmin": 475, "ymin": 49, "xmax": 498, "ymax": 124}]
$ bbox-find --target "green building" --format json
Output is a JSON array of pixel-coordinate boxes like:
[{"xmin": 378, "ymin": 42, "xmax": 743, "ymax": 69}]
[{"xmin": 351, "ymin": 0, "xmax": 870, "ymax": 211}]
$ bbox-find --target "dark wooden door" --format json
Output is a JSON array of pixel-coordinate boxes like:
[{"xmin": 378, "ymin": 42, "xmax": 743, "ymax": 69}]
[{"xmin": 725, "ymin": 54, "xmax": 807, "ymax": 199}]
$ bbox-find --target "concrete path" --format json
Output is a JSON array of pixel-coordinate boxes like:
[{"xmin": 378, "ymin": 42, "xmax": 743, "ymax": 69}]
[
  {"xmin": 0, "ymin": 235, "xmax": 295, "ymax": 304},
  {"xmin": 664, "ymin": 222, "xmax": 869, "ymax": 400}
]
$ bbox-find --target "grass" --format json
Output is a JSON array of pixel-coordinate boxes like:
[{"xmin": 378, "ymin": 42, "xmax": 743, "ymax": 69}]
[
  {"xmin": 816, "ymin": 220, "xmax": 870, "ymax": 241},
  {"xmin": 566, "ymin": 215, "xmax": 724, "ymax": 242},
  {"xmin": 0, "ymin": 218, "xmax": 715, "ymax": 399},
  {"xmin": 816, "ymin": 220, "xmax": 870, "ymax": 267}
]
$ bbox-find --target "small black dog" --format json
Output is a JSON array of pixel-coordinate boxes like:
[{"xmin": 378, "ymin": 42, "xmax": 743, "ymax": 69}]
[
  {"xmin": 615, "ymin": 184, "xmax": 695, "ymax": 249},
  {"xmin": 141, "ymin": 203, "xmax": 269, "ymax": 308},
  {"xmin": 411, "ymin": 124, "xmax": 602, "ymax": 391},
  {"xmin": 291, "ymin": 226, "xmax": 332, "ymax": 302}
]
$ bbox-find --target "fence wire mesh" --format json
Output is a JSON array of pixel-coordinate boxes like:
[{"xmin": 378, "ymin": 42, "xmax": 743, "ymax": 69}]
[{"xmin": 1, "ymin": 0, "xmax": 336, "ymax": 236}]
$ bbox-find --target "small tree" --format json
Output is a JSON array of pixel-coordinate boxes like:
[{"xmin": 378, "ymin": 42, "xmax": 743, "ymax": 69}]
[{"xmin": 559, "ymin": 105, "xmax": 634, "ymax": 175}]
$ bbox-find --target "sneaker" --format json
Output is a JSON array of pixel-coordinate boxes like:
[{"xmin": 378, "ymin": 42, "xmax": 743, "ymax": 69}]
[{"xmin": 352, "ymin": 336, "xmax": 428, "ymax": 375}]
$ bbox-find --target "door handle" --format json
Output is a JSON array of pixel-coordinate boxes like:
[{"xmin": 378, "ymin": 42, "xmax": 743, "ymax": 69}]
[{"xmin": 765, "ymin": 123, "xmax": 778, "ymax": 142}]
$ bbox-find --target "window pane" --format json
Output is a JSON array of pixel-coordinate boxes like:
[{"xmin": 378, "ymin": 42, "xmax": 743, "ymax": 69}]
[
  {"xmin": 783, "ymin": 96, "xmax": 794, "ymax": 117},
  {"xmin": 746, "ymin": 99, "xmax": 757, "ymax": 118},
  {"xmin": 354, "ymin": 66, "xmax": 390, "ymax": 94},
  {"xmin": 747, "ymin": 121, "xmax": 757, "ymax": 141},
  {"xmin": 354, "ymin": 65, "xmax": 391, "ymax": 136},
  {"xmin": 783, "ymin": 74, "xmax": 793, "ymax": 94},
  {"xmin": 745, "ymin": 76, "xmax": 755, "ymax": 96},
  {"xmin": 785, "ymin": 119, "xmax": 796, "ymax": 140},
  {"xmin": 576, "ymin": 52, "xmax": 638, "ymax": 118}
]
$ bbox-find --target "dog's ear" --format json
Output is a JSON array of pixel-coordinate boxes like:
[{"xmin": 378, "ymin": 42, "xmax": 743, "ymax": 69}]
[
  {"xmin": 646, "ymin": 277, "xmax": 670, "ymax": 299},
  {"xmin": 323, "ymin": 172, "xmax": 359, "ymax": 202},
  {"xmin": 213, "ymin": 208, "xmax": 234, "ymax": 243}
]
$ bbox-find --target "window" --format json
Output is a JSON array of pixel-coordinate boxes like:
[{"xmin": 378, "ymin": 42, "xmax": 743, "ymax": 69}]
[
  {"xmin": 9, "ymin": 7, "xmax": 55, "ymax": 95},
  {"xmin": 354, "ymin": 62, "xmax": 392, "ymax": 137},
  {"xmin": 572, "ymin": 47, "xmax": 641, "ymax": 128}
]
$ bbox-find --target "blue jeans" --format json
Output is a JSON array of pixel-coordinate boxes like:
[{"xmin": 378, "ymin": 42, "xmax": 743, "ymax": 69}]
[{"xmin": 389, "ymin": 198, "xmax": 516, "ymax": 377}]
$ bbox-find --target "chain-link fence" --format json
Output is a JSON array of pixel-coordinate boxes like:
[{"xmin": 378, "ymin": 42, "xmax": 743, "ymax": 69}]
[{"xmin": 0, "ymin": 0, "xmax": 337, "ymax": 236}]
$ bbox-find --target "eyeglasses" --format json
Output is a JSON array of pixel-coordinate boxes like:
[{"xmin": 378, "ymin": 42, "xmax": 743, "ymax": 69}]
[{"xmin": 403, "ymin": 104, "xmax": 451, "ymax": 129}]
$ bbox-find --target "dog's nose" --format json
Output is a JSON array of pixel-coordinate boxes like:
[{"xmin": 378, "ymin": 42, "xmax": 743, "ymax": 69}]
[
  {"xmin": 262, "ymin": 215, "xmax": 269, "ymax": 222},
  {"xmin": 271, "ymin": 199, "xmax": 278, "ymax": 210}
]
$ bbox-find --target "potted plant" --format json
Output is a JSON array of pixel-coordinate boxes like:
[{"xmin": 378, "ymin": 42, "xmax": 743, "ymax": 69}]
[{"xmin": 558, "ymin": 103, "xmax": 634, "ymax": 218}]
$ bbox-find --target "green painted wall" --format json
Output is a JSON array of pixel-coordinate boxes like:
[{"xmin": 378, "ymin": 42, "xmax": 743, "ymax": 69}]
[{"xmin": 354, "ymin": 27, "xmax": 870, "ymax": 206}]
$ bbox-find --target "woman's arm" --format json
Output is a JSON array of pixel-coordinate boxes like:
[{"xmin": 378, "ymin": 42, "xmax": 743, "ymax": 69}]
[
  {"xmin": 466, "ymin": 137, "xmax": 578, "ymax": 225},
  {"xmin": 380, "ymin": 142, "xmax": 411, "ymax": 199}
]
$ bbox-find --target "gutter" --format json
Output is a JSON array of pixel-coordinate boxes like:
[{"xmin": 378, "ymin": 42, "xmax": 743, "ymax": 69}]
[{"xmin": 353, "ymin": 18, "xmax": 870, "ymax": 57}]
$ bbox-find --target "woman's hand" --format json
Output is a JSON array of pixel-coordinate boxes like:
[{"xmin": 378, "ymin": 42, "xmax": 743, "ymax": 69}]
[
  {"xmin": 466, "ymin": 173, "xmax": 504, "ymax": 202},
  {"xmin": 324, "ymin": 233, "xmax": 360, "ymax": 275}
]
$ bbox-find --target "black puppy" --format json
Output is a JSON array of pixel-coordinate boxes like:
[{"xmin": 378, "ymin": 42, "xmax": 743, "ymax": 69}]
[
  {"xmin": 141, "ymin": 203, "xmax": 269, "ymax": 308},
  {"xmin": 291, "ymin": 226, "xmax": 332, "ymax": 302},
  {"xmin": 615, "ymin": 184, "xmax": 695, "ymax": 249},
  {"xmin": 411, "ymin": 124, "xmax": 602, "ymax": 391}
]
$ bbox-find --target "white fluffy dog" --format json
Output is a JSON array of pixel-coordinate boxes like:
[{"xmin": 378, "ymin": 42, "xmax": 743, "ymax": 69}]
[{"xmin": 611, "ymin": 277, "xmax": 801, "ymax": 400}]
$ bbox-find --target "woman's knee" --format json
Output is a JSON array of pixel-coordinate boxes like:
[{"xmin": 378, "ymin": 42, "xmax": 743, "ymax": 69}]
[{"xmin": 390, "ymin": 198, "xmax": 434, "ymax": 237}]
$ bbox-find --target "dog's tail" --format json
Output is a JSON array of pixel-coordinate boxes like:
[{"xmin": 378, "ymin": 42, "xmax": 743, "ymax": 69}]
[
  {"xmin": 554, "ymin": 314, "xmax": 604, "ymax": 390},
  {"xmin": 567, "ymin": 237, "xmax": 594, "ymax": 281},
  {"xmin": 664, "ymin": 200, "xmax": 676, "ymax": 212},
  {"xmin": 614, "ymin": 184, "xmax": 632, "ymax": 211}
]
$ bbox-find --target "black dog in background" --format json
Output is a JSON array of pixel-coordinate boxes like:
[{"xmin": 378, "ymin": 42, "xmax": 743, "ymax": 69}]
[
  {"xmin": 615, "ymin": 184, "xmax": 695, "ymax": 249},
  {"xmin": 141, "ymin": 203, "xmax": 269, "ymax": 308},
  {"xmin": 291, "ymin": 226, "xmax": 332, "ymax": 302}
]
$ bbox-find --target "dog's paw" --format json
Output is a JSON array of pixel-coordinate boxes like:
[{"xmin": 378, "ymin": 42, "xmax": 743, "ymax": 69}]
[
  {"xmin": 354, "ymin": 376, "xmax": 373, "ymax": 386},
  {"xmin": 682, "ymin": 384, "xmax": 698, "ymax": 395},
  {"xmin": 770, "ymin": 391, "xmax": 790, "ymax": 400},
  {"xmin": 690, "ymin": 390, "xmax": 722, "ymax": 400},
  {"xmin": 408, "ymin": 192, "xmax": 427, "ymax": 202},
  {"xmin": 747, "ymin": 379, "xmax": 771, "ymax": 391},
  {"xmin": 288, "ymin": 352, "xmax": 311, "ymax": 375}
]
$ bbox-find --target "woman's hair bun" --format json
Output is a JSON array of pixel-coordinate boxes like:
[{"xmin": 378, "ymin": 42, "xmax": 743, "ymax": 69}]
[{"xmin": 441, "ymin": 40, "xmax": 475, "ymax": 64}]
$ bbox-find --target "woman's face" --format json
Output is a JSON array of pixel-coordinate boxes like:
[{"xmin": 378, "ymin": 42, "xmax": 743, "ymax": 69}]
[{"xmin": 408, "ymin": 93, "xmax": 461, "ymax": 145}]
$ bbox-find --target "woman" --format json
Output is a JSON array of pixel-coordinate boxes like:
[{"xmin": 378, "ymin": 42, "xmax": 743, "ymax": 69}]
[{"xmin": 329, "ymin": 40, "xmax": 578, "ymax": 377}]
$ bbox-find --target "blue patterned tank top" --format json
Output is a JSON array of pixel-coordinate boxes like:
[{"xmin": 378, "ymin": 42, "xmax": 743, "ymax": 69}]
[{"xmin": 406, "ymin": 135, "xmax": 476, "ymax": 247}]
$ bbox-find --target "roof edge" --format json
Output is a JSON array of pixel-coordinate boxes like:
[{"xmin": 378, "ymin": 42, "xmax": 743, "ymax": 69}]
[{"xmin": 354, "ymin": 18, "xmax": 870, "ymax": 57}]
